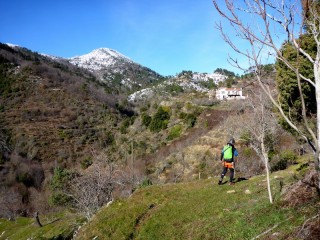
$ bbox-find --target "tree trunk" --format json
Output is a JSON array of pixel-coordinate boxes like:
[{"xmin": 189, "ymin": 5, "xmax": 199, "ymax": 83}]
[
  {"xmin": 262, "ymin": 150, "xmax": 273, "ymax": 204},
  {"xmin": 261, "ymin": 141, "xmax": 273, "ymax": 204},
  {"xmin": 265, "ymin": 159, "xmax": 273, "ymax": 204},
  {"xmin": 315, "ymin": 47, "xmax": 320, "ymax": 189}
]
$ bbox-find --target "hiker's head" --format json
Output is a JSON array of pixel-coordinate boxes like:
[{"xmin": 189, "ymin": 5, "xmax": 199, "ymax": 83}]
[{"xmin": 228, "ymin": 138, "xmax": 235, "ymax": 145}]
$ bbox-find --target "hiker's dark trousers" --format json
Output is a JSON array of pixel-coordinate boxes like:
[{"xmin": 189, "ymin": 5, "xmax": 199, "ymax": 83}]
[{"xmin": 220, "ymin": 167, "xmax": 234, "ymax": 183}]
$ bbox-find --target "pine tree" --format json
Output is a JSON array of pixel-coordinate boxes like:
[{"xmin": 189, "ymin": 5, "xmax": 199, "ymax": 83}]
[{"xmin": 275, "ymin": 34, "xmax": 316, "ymax": 133}]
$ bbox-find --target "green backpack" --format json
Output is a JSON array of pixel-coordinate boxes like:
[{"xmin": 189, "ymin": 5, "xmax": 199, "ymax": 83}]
[{"xmin": 223, "ymin": 144, "xmax": 233, "ymax": 160}]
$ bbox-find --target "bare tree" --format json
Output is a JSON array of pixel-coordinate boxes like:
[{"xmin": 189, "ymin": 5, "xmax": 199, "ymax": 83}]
[
  {"xmin": 67, "ymin": 149, "xmax": 126, "ymax": 220},
  {"xmin": 0, "ymin": 187, "xmax": 23, "ymax": 220},
  {"xmin": 212, "ymin": 0, "xmax": 320, "ymax": 186},
  {"xmin": 237, "ymin": 90, "xmax": 282, "ymax": 203}
]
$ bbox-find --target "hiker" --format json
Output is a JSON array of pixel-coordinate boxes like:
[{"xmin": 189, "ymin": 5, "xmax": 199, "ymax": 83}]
[{"xmin": 218, "ymin": 138, "xmax": 238, "ymax": 185}]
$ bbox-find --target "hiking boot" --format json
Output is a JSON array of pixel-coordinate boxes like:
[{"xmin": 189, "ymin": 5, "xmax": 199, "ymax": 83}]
[
  {"xmin": 218, "ymin": 180, "xmax": 222, "ymax": 185},
  {"xmin": 229, "ymin": 182, "xmax": 235, "ymax": 186}
]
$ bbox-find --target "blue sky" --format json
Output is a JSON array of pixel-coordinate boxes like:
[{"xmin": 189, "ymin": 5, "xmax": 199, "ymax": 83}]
[{"xmin": 1, "ymin": 0, "xmax": 243, "ymax": 76}]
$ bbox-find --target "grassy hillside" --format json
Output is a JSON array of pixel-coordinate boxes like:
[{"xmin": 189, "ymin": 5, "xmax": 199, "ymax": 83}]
[
  {"xmin": 1, "ymin": 155, "xmax": 318, "ymax": 240},
  {"xmin": 74, "ymin": 157, "xmax": 318, "ymax": 240}
]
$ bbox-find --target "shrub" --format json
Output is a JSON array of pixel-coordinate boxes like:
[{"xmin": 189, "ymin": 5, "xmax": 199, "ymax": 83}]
[
  {"xmin": 58, "ymin": 130, "xmax": 71, "ymax": 140},
  {"xmin": 199, "ymin": 79, "xmax": 217, "ymax": 89},
  {"xmin": 280, "ymin": 150, "xmax": 297, "ymax": 163},
  {"xmin": 103, "ymin": 131, "xmax": 115, "ymax": 146},
  {"xmin": 184, "ymin": 113, "xmax": 197, "ymax": 128},
  {"xmin": 140, "ymin": 105, "xmax": 149, "ymax": 112},
  {"xmin": 49, "ymin": 192, "xmax": 72, "ymax": 206},
  {"xmin": 0, "ymin": 58, "xmax": 14, "ymax": 95},
  {"xmin": 149, "ymin": 106, "xmax": 171, "ymax": 132},
  {"xmin": 242, "ymin": 147, "xmax": 254, "ymax": 157},
  {"xmin": 165, "ymin": 84, "xmax": 184, "ymax": 94},
  {"xmin": 271, "ymin": 150, "xmax": 297, "ymax": 172},
  {"xmin": 167, "ymin": 125, "xmax": 182, "ymax": 141},
  {"xmin": 141, "ymin": 113, "xmax": 152, "ymax": 127},
  {"xmin": 50, "ymin": 167, "xmax": 71, "ymax": 190},
  {"xmin": 81, "ymin": 157, "xmax": 93, "ymax": 169},
  {"xmin": 49, "ymin": 167, "xmax": 74, "ymax": 206},
  {"xmin": 179, "ymin": 112, "xmax": 187, "ymax": 119},
  {"xmin": 120, "ymin": 117, "xmax": 135, "ymax": 134},
  {"xmin": 185, "ymin": 102, "xmax": 193, "ymax": 111},
  {"xmin": 139, "ymin": 177, "xmax": 153, "ymax": 188}
]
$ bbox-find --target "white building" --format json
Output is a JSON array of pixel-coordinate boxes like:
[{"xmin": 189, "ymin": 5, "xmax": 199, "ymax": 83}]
[{"xmin": 215, "ymin": 87, "xmax": 246, "ymax": 100}]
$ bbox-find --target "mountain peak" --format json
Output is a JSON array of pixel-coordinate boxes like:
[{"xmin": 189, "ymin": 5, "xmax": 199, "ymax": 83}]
[{"xmin": 69, "ymin": 48, "xmax": 134, "ymax": 72}]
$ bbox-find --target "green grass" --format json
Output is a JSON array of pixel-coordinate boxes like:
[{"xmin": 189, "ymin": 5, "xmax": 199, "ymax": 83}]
[
  {"xmin": 0, "ymin": 158, "xmax": 318, "ymax": 240},
  {"xmin": 74, "ymin": 159, "xmax": 318, "ymax": 240},
  {"xmin": 0, "ymin": 211, "xmax": 84, "ymax": 240}
]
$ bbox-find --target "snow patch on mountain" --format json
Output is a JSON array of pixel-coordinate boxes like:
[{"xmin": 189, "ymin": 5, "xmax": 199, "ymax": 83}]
[
  {"xmin": 192, "ymin": 72, "xmax": 227, "ymax": 84},
  {"xmin": 40, "ymin": 53, "xmax": 63, "ymax": 61},
  {"xmin": 128, "ymin": 72, "xmax": 228, "ymax": 102},
  {"xmin": 177, "ymin": 81, "xmax": 207, "ymax": 92},
  {"xmin": 69, "ymin": 48, "xmax": 134, "ymax": 72},
  {"xmin": 5, "ymin": 43, "xmax": 20, "ymax": 48},
  {"xmin": 128, "ymin": 88, "xmax": 155, "ymax": 102}
]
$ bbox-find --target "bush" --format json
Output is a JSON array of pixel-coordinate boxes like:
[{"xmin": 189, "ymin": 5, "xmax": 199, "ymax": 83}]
[
  {"xmin": 184, "ymin": 113, "xmax": 197, "ymax": 128},
  {"xmin": 199, "ymin": 79, "xmax": 217, "ymax": 90},
  {"xmin": 58, "ymin": 130, "xmax": 71, "ymax": 140},
  {"xmin": 120, "ymin": 117, "xmax": 135, "ymax": 134},
  {"xmin": 50, "ymin": 167, "xmax": 71, "ymax": 190},
  {"xmin": 167, "ymin": 125, "xmax": 182, "ymax": 141},
  {"xmin": 141, "ymin": 113, "xmax": 152, "ymax": 127},
  {"xmin": 81, "ymin": 157, "xmax": 93, "ymax": 169},
  {"xmin": 242, "ymin": 147, "xmax": 254, "ymax": 157},
  {"xmin": 165, "ymin": 84, "xmax": 184, "ymax": 94},
  {"xmin": 139, "ymin": 177, "xmax": 153, "ymax": 188},
  {"xmin": 49, "ymin": 167, "xmax": 74, "ymax": 206},
  {"xmin": 103, "ymin": 131, "xmax": 115, "ymax": 146},
  {"xmin": 149, "ymin": 106, "xmax": 171, "ymax": 132},
  {"xmin": 49, "ymin": 192, "xmax": 72, "ymax": 206},
  {"xmin": 271, "ymin": 150, "xmax": 297, "ymax": 172}
]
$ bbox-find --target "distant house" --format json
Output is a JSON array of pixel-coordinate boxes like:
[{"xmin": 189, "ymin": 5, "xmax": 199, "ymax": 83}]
[{"xmin": 215, "ymin": 87, "xmax": 246, "ymax": 100}]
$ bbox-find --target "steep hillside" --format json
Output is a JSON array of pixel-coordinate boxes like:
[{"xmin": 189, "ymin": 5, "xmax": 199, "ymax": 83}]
[{"xmin": 0, "ymin": 43, "xmax": 135, "ymax": 216}]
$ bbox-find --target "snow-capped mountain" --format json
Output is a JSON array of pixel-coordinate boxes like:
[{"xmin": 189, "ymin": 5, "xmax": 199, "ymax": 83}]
[
  {"xmin": 69, "ymin": 48, "xmax": 134, "ymax": 72},
  {"xmin": 68, "ymin": 48, "xmax": 162, "ymax": 92}
]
